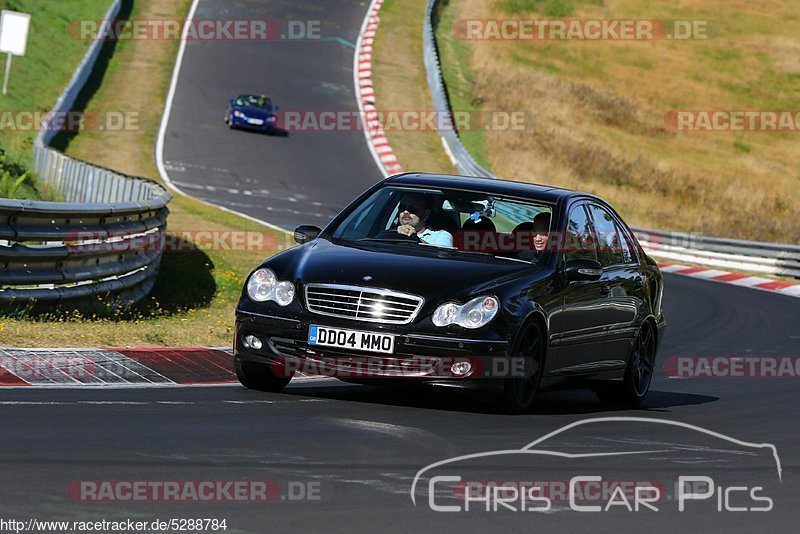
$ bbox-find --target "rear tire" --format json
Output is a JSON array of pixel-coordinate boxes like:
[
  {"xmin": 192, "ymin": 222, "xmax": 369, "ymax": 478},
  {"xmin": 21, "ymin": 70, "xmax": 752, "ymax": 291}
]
[
  {"xmin": 595, "ymin": 321, "xmax": 656, "ymax": 405},
  {"xmin": 235, "ymin": 358, "xmax": 293, "ymax": 392},
  {"xmin": 497, "ymin": 322, "xmax": 545, "ymax": 414}
]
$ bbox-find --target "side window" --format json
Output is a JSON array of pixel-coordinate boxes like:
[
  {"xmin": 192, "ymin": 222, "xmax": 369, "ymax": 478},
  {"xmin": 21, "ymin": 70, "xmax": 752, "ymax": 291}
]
[
  {"xmin": 564, "ymin": 205, "xmax": 597, "ymax": 262},
  {"xmin": 587, "ymin": 204, "xmax": 624, "ymax": 267},
  {"xmin": 615, "ymin": 223, "xmax": 637, "ymax": 264}
]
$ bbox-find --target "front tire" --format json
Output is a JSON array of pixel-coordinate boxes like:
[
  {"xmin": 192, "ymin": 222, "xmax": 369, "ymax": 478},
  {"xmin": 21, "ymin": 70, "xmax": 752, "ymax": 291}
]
[
  {"xmin": 595, "ymin": 321, "xmax": 656, "ymax": 405},
  {"xmin": 235, "ymin": 358, "xmax": 293, "ymax": 392},
  {"xmin": 497, "ymin": 322, "xmax": 545, "ymax": 414}
]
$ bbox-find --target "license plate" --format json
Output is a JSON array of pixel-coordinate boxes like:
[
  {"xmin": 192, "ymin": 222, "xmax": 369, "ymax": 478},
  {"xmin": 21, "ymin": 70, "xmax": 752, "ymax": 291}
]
[
  {"xmin": 247, "ymin": 118, "xmax": 264, "ymax": 125},
  {"xmin": 308, "ymin": 325, "xmax": 395, "ymax": 354}
]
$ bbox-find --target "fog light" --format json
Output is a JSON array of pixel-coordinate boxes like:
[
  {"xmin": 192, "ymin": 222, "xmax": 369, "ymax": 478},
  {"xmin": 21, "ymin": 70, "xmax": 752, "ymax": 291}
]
[
  {"xmin": 451, "ymin": 361, "xmax": 472, "ymax": 376},
  {"xmin": 244, "ymin": 335, "xmax": 263, "ymax": 350}
]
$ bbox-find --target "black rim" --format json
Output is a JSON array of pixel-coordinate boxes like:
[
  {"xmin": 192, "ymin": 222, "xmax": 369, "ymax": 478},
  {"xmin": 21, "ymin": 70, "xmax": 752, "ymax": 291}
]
[
  {"xmin": 632, "ymin": 323, "xmax": 656, "ymax": 397},
  {"xmin": 512, "ymin": 328, "xmax": 542, "ymax": 407}
]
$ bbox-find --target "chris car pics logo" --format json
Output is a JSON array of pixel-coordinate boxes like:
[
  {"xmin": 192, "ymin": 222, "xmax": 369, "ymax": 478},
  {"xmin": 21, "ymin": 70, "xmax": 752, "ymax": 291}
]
[{"xmin": 410, "ymin": 417, "xmax": 781, "ymax": 513}]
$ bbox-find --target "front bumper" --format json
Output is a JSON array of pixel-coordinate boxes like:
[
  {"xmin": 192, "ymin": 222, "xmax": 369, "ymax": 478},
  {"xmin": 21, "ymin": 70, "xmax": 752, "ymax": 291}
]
[
  {"xmin": 234, "ymin": 309, "xmax": 512, "ymax": 388},
  {"xmin": 230, "ymin": 116, "xmax": 279, "ymax": 131}
]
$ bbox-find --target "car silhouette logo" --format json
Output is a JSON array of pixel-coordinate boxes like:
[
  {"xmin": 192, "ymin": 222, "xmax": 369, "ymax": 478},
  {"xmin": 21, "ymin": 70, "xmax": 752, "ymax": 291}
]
[{"xmin": 410, "ymin": 417, "xmax": 783, "ymax": 506}]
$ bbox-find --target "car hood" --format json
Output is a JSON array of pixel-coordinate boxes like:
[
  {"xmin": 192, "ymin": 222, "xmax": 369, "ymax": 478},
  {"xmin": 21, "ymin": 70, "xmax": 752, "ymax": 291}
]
[
  {"xmin": 265, "ymin": 238, "xmax": 541, "ymax": 300},
  {"xmin": 234, "ymin": 105, "xmax": 275, "ymax": 118}
]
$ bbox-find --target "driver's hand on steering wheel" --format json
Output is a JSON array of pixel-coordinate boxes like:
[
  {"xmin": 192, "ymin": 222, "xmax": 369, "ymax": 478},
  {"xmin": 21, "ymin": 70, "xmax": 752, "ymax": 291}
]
[{"xmin": 397, "ymin": 224, "xmax": 417, "ymax": 237}]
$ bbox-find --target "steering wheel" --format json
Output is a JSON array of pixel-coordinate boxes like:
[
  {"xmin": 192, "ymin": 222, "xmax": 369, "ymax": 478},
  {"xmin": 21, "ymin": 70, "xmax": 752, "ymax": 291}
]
[{"xmin": 374, "ymin": 228, "xmax": 421, "ymax": 243}]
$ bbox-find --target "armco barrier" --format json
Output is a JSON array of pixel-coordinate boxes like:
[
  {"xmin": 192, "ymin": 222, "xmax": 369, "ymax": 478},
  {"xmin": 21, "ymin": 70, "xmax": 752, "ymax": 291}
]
[
  {"xmin": 423, "ymin": 0, "xmax": 492, "ymax": 179},
  {"xmin": 632, "ymin": 228, "xmax": 800, "ymax": 278},
  {"xmin": 0, "ymin": 0, "xmax": 172, "ymax": 307},
  {"xmin": 422, "ymin": 0, "xmax": 799, "ymax": 279}
]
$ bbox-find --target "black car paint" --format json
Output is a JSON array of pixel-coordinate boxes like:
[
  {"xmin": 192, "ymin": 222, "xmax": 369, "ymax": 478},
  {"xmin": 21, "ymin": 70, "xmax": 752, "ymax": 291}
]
[{"xmin": 235, "ymin": 173, "xmax": 665, "ymax": 391}]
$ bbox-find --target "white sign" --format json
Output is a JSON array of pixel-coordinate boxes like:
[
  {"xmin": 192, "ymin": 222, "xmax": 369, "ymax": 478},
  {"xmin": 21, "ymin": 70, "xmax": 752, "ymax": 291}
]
[{"xmin": 0, "ymin": 10, "xmax": 31, "ymax": 56}]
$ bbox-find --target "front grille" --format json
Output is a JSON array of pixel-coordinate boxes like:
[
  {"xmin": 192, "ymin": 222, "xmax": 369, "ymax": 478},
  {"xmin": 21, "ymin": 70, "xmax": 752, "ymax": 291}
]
[
  {"xmin": 269, "ymin": 337, "xmax": 301, "ymax": 357},
  {"xmin": 304, "ymin": 284, "xmax": 424, "ymax": 325}
]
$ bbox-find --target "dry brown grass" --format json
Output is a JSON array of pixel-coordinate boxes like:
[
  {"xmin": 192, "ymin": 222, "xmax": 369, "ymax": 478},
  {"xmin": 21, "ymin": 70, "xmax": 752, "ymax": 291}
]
[{"xmin": 435, "ymin": 0, "xmax": 800, "ymax": 243}]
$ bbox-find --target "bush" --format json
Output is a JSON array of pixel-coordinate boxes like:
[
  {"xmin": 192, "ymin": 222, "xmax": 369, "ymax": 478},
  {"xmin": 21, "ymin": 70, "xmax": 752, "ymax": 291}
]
[{"xmin": 0, "ymin": 147, "xmax": 34, "ymax": 199}]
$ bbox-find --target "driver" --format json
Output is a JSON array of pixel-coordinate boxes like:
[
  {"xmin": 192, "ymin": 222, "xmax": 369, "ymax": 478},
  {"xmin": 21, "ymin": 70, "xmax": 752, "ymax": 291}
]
[{"xmin": 396, "ymin": 194, "xmax": 453, "ymax": 247}]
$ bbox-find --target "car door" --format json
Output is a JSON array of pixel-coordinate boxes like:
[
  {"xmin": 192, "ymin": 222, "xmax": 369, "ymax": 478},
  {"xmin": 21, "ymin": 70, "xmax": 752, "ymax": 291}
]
[
  {"xmin": 586, "ymin": 203, "xmax": 641, "ymax": 365},
  {"xmin": 547, "ymin": 202, "xmax": 608, "ymax": 375}
]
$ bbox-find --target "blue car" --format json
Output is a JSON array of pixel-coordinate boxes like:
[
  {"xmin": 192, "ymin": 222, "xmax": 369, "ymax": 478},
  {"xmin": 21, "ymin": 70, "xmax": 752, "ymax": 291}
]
[{"xmin": 224, "ymin": 94, "xmax": 281, "ymax": 133}]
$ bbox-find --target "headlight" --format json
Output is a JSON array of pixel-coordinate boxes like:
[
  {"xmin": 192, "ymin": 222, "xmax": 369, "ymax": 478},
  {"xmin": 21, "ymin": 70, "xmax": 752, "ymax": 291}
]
[
  {"xmin": 432, "ymin": 296, "xmax": 499, "ymax": 329},
  {"xmin": 274, "ymin": 281, "xmax": 296, "ymax": 306},
  {"xmin": 246, "ymin": 268, "xmax": 295, "ymax": 306},
  {"xmin": 233, "ymin": 110, "xmax": 245, "ymax": 118}
]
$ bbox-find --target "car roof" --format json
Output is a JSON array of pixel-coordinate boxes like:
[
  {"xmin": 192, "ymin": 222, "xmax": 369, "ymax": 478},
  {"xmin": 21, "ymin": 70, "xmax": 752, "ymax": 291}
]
[{"xmin": 383, "ymin": 172, "xmax": 593, "ymax": 205}]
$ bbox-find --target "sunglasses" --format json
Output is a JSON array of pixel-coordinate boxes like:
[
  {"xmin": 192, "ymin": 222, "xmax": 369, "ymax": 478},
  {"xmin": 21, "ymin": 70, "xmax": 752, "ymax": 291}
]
[{"xmin": 398, "ymin": 203, "xmax": 424, "ymax": 215}]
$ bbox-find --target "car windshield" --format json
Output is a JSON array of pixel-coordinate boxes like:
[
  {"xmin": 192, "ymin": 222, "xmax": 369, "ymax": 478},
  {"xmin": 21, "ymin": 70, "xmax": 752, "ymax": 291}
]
[
  {"xmin": 329, "ymin": 185, "xmax": 553, "ymax": 263},
  {"xmin": 235, "ymin": 95, "xmax": 274, "ymax": 110}
]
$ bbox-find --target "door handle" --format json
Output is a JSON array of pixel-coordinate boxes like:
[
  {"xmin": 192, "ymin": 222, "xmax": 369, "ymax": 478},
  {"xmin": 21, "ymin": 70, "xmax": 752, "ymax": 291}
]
[{"xmin": 633, "ymin": 276, "xmax": 644, "ymax": 289}]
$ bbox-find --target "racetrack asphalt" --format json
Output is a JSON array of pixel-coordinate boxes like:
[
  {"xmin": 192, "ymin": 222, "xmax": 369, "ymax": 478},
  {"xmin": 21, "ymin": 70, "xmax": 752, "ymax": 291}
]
[
  {"xmin": 2, "ymin": 0, "xmax": 797, "ymax": 531},
  {"xmin": 161, "ymin": 0, "xmax": 381, "ymax": 230},
  {"xmin": 1, "ymin": 273, "xmax": 798, "ymax": 531}
]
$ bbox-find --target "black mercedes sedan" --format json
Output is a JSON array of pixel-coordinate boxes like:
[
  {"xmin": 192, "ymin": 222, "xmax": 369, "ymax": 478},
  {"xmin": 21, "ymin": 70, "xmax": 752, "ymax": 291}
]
[{"xmin": 234, "ymin": 173, "xmax": 665, "ymax": 413}]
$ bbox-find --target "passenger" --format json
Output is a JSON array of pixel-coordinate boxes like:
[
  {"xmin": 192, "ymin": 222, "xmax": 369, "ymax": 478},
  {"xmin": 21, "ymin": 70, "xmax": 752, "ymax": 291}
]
[
  {"xmin": 513, "ymin": 212, "xmax": 551, "ymax": 262},
  {"xmin": 532, "ymin": 212, "xmax": 551, "ymax": 254},
  {"xmin": 396, "ymin": 194, "xmax": 453, "ymax": 247}
]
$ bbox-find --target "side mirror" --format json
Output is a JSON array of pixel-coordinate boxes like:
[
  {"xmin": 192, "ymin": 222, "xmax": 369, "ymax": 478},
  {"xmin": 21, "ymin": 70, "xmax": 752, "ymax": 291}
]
[
  {"xmin": 274, "ymin": 105, "xmax": 280, "ymax": 111},
  {"xmin": 294, "ymin": 225, "xmax": 322, "ymax": 245},
  {"xmin": 565, "ymin": 259, "xmax": 603, "ymax": 282}
]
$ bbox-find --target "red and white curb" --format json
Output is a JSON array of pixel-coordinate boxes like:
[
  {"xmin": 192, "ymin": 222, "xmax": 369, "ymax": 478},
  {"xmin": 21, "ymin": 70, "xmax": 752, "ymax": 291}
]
[
  {"xmin": 355, "ymin": 0, "xmax": 403, "ymax": 177},
  {"xmin": 658, "ymin": 262, "xmax": 800, "ymax": 299},
  {"xmin": 0, "ymin": 347, "xmax": 332, "ymax": 388},
  {"xmin": 0, "ymin": 348, "xmax": 237, "ymax": 387}
]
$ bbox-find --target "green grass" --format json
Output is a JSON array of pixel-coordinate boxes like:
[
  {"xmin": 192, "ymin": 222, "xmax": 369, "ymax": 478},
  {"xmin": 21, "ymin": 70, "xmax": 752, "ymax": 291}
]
[
  {"xmin": 435, "ymin": 0, "xmax": 492, "ymax": 171},
  {"xmin": 0, "ymin": 0, "xmax": 111, "ymax": 167},
  {"xmin": 543, "ymin": 0, "xmax": 575, "ymax": 17},
  {"xmin": 0, "ymin": 0, "xmax": 290, "ymax": 348},
  {"xmin": 498, "ymin": 0, "xmax": 543, "ymax": 14}
]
